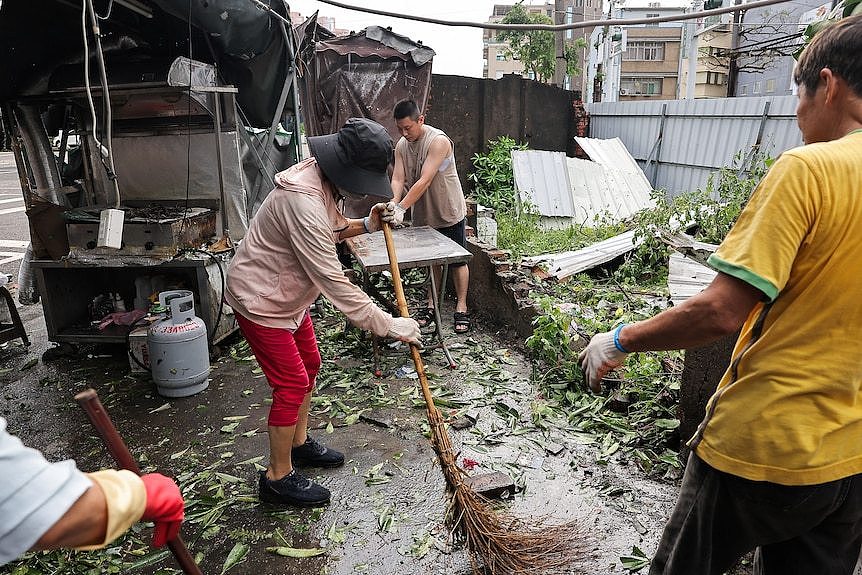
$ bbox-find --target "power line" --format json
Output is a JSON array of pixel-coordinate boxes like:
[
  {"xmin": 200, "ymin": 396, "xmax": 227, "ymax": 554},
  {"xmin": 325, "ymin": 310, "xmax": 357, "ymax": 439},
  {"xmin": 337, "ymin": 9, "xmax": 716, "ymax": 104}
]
[{"xmin": 250, "ymin": 0, "xmax": 798, "ymax": 31}]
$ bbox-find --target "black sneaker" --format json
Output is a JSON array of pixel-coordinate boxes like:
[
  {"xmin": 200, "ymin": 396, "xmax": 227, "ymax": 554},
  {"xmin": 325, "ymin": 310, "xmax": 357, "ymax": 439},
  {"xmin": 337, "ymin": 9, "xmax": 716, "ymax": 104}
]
[
  {"xmin": 258, "ymin": 470, "xmax": 331, "ymax": 507},
  {"xmin": 291, "ymin": 436, "xmax": 345, "ymax": 468}
]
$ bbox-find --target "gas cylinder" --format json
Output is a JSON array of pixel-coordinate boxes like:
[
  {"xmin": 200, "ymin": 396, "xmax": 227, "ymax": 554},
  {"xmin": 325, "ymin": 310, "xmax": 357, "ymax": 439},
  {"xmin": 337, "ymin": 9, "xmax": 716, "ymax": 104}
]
[{"xmin": 147, "ymin": 290, "xmax": 210, "ymax": 397}]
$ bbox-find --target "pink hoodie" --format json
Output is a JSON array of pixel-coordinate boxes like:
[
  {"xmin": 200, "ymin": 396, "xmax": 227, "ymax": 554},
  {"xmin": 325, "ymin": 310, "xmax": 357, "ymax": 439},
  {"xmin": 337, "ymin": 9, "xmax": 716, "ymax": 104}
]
[{"xmin": 225, "ymin": 158, "xmax": 392, "ymax": 336}]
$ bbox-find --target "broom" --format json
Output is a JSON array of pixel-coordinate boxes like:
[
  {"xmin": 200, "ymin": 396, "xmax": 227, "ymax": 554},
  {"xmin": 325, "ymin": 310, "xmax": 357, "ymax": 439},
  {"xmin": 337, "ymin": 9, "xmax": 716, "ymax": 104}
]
[
  {"xmin": 75, "ymin": 388, "xmax": 203, "ymax": 575},
  {"xmin": 381, "ymin": 223, "xmax": 584, "ymax": 574}
]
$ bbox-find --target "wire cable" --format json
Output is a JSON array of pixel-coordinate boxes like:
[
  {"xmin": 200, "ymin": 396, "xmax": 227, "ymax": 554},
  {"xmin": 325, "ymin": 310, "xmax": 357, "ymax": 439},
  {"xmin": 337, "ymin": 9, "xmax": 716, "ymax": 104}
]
[
  {"xmin": 83, "ymin": 0, "xmax": 121, "ymax": 208},
  {"xmin": 304, "ymin": 0, "xmax": 798, "ymax": 31},
  {"xmin": 177, "ymin": 248, "xmax": 227, "ymax": 343},
  {"xmin": 96, "ymin": 0, "xmax": 115, "ymax": 20}
]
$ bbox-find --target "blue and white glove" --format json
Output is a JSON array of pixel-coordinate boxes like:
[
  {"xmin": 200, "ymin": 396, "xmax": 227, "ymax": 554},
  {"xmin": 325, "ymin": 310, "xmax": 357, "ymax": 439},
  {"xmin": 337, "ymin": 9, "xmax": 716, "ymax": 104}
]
[{"xmin": 578, "ymin": 324, "xmax": 630, "ymax": 393}]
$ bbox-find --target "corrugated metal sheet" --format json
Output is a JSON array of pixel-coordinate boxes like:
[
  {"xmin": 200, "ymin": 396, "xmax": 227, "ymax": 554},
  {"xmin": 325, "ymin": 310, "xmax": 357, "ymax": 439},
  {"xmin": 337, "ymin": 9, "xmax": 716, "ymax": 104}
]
[
  {"xmin": 511, "ymin": 150, "xmax": 573, "ymax": 217},
  {"xmin": 587, "ymin": 96, "xmax": 803, "ymax": 196},
  {"xmin": 512, "ymin": 149, "xmax": 653, "ymax": 225},
  {"xmin": 521, "ymin": 230, "xmax": 639, "ymax": 280},
  {"xmin": 574, "ymin": 137, "xmax": 649, "ymax": 182},
  {"xmin": 667, "ymin": 252, "xmax": 717, "ymax": 306},
  {"xmin": 567, "ymin": 158, "xmax": 652, "ymax": 223}
]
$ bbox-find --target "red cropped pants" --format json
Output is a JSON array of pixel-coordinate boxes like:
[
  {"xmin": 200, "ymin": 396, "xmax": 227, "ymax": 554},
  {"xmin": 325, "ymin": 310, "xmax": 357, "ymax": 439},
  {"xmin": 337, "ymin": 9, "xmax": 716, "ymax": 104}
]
[{"xmin": 234, "ymin": 312, "xmax": 321, "ymax": 427}]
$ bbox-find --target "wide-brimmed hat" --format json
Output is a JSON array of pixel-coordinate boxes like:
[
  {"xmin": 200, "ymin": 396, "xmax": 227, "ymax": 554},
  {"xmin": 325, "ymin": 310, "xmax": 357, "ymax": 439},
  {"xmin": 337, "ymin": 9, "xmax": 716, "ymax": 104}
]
[{"xmin": 308, "ymin": 118, "xmax": 394, "ymax": 199}]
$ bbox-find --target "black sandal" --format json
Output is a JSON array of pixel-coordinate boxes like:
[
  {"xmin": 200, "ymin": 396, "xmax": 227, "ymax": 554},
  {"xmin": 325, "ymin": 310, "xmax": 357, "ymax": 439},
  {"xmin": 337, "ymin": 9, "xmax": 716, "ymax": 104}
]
[
  {"xmin": 414, "ymin": 307, "xmax": 435, "ymax": 328},
  {"xmin": 453, "ymin": 311, "xmax": 471, "ymax": 334}
]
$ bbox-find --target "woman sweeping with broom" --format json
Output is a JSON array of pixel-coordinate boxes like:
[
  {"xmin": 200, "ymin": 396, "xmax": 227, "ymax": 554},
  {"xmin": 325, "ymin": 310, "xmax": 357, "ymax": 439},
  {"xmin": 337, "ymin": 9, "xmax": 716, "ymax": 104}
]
[{"xmin": 224, "ymin": 118, "xmax": 420, "ymax": 507}]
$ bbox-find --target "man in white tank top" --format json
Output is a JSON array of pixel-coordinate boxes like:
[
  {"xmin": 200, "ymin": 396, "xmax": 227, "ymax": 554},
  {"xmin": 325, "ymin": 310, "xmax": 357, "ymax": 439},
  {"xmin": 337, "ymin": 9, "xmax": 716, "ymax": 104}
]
[{"xmin": 388, "ymin": 100, "xmax": 471, "ymax": 333}]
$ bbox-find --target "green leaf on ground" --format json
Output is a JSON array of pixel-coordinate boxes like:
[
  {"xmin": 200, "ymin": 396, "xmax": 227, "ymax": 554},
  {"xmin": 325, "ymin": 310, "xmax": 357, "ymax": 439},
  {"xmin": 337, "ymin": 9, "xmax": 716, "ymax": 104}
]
[
  {"xmin": 220, "ymin": 542, "xmax": 249, "ymax": 574},
  {"xmin": 266, "ymin": 546, "xmax": 326, "ymax": 558}
]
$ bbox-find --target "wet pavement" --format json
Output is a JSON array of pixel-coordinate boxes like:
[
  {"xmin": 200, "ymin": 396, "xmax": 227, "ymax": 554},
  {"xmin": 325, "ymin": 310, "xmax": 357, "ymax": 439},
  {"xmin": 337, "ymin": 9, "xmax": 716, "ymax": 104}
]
[{"xmin": 0, "ymin": 294, "xmax": 688, "ymax": 575}]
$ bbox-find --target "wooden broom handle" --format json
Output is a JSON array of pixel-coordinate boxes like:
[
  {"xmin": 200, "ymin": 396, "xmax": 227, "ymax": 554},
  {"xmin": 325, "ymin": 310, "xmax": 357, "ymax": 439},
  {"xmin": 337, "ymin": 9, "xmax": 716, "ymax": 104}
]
[
  {"xmin": 381, "ymin": 224, "xmax": 438, "ymax": 412},
  {"xmin": 74, "ymin": 389, "xmax": 203, "ymax": 575}
]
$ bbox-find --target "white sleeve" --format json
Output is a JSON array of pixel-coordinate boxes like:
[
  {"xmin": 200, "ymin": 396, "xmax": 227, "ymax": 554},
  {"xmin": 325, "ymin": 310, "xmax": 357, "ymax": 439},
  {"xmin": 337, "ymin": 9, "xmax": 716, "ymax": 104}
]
[{"xmin": 0, "ymin": 418, "xmax": 92, "ymax": 566}]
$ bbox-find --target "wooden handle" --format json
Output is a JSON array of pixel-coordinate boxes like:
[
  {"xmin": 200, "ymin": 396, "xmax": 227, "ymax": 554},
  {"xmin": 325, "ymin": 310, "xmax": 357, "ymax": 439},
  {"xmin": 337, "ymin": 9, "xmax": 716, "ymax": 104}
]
[
  {"xmin": 74, "ymin": 389, "xmax": 203, "ymax": 575},
  {"xmin": 381, "ymin": 224, "xmax": 438, "ymax": 414}
]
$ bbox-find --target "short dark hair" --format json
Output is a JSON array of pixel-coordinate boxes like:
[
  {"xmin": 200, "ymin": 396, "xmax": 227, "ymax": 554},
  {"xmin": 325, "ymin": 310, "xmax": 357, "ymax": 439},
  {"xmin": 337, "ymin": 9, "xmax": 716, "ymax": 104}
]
[
  {"xmin": 794, "ymin": 14, "xmax": 862, "ymax": 97},
  {"xmin": 394, "ymin": 100, "xmax": 421, "ymax": 121}
]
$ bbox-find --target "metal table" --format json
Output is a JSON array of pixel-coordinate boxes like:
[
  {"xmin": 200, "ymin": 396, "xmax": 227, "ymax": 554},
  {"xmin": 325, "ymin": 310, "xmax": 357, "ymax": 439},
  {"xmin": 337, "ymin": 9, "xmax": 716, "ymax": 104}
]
[{"xmin": 345, "ymin": 226, "xmax": 472, "ymax": 370}]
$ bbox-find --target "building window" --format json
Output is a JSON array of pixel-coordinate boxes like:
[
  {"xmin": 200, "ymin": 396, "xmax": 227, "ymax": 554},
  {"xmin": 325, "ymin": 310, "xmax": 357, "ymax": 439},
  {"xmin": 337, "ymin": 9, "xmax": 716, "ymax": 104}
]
[
  {"xmin": 623, "ymin": 41, "xmax": 665, "ymax": 61},
  {"xmin": 740, "ymin": 84, "xmax": 748, "ymax": 95},
  {"xmin": 699, "ymin": 46, "xmax": 727, "ymax": 58},
  {"xmin": 754, "ymin": 80, "xmax": 762, "ymax": 94},
  {"xmin": 766, "ymin": 79, "xmax": 776, "ymax": 93},
  {"xmin": 706, "ymin": 71, "xmax": 726, "ymax": 85},
  {"xmin": 620, "ymin": 77, "xmax": 661, "ymax": 95},
  {"xmin": 496, "ymin": 53, "xmax": 507, "ymax": 61}
]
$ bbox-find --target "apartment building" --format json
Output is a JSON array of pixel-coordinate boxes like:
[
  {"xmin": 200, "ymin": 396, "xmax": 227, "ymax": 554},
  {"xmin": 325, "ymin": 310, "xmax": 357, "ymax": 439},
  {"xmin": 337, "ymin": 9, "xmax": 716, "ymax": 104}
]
[
  {"xmin": 734, "ymin": 0, "xmax": 829, "ymax": 97},
  {"xmin": 484, "ymin": 2, "xmax": 600, "ymax": 93},
  {"xmin": 586, "ymin": 0, "xmax": 687, "ymax": 102},
  {"xmin": 676, "ymin": 0, "xmax": 734, "ymax": 99},
  {"xmin": 484, "ymin": 3, "xmax": 554, "ymax": 81},
  {"xmin": 553, "ymin": 0, "xmax": 603, "ymax": 93}
]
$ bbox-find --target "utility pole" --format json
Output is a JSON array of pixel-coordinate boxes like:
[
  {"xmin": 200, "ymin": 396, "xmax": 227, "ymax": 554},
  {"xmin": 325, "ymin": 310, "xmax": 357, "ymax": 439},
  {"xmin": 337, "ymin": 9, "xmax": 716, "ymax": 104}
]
[
  {"xmin": 686, "ymin": 0, "xmax": 701, "ymax": 99},
  {"xmin": 726, "ymin": 0, "xmax": 744, "ymax": 96}
]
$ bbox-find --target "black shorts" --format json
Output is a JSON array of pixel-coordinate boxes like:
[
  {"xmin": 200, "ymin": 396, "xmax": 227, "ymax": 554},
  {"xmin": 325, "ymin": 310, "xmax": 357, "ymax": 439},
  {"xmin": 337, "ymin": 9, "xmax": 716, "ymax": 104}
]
[
  {"xmin": 436, "ymin": 219, "xmax": 467, "ymax": 268},
  {"xmin": 650, "ymin": 452, "xmax": 862, "ymax": 575}
]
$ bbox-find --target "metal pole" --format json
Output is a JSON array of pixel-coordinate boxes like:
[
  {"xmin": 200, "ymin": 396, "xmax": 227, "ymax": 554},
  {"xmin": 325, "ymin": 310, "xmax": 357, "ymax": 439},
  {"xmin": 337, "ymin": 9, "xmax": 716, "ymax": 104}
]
[
  {"xmin": 212, "ymin": 90, "xmax": 229, "ymax": 239},
  {"xmin": 686, "ymin": 1, "xmax": 701, "ymax": 99},
  {"xmin": 74, "ymin": 389, "xmax": 203, "ymax": 575},
  {"xmin": 727, "ymin": 0, "xmax": 744, "ymax": 96}
]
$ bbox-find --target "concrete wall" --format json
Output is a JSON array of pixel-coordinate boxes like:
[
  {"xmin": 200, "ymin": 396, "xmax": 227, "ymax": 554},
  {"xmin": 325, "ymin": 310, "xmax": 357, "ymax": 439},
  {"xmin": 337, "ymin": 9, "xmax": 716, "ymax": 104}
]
[
  {"xmin": 678, "ymin": 333, "xmax": 736, "ymax": 460},
  {"xmin": 428, "ymin": 73, "xmax": 578, "ymax": 194},
  {"xmin": 464, "ymin": 238, "xmax": 538, "ymax": 339}
]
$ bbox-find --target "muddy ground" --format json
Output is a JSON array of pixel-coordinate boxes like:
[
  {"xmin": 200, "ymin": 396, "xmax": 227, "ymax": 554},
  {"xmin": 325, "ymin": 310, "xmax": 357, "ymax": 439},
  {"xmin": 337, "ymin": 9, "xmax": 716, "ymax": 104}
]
[{"xmin": 1, "ymin": 294, "xmax": 737, "ymax": 575}]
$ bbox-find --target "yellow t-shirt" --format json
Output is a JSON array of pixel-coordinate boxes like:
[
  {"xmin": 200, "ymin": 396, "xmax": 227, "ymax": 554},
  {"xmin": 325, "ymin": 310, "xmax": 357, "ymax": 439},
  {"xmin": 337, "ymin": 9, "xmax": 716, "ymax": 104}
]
[{"xmin": 695, "ymin": 130, "xmax": 862, "ymax": 486}]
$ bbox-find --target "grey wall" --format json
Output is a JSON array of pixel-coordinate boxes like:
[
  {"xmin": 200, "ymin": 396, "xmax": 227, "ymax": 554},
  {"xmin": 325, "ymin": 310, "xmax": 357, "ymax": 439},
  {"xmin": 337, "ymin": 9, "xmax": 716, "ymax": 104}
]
[
  {"xmin": 587, "ymin": 95, "xmax": 803, "ymax": 195},
  {"xmin": 428, "ymin": 73, "xmax": 578, "ymax": 193}
]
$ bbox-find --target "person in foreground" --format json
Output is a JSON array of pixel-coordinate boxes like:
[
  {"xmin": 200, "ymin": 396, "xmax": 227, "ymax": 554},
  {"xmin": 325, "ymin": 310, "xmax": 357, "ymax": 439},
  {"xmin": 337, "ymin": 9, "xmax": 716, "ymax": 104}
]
[
  {"xmin": 224, "ymin": 118, "xmax": 421, "ymax": 507},
  {"xmin": 388, "ymin": 99, "xmax": 472, "ymax": 333},
  {"xmin": 0, "ymin": 417, "xmax": 184, "ymax": 566},
  {"xmin": 579, "ymin": 15, "xmax": 862, "ymax": 575}
]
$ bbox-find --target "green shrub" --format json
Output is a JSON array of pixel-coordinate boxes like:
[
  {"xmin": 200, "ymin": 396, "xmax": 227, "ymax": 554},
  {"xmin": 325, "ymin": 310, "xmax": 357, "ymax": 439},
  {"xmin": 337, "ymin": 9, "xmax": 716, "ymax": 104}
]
[{"xmin": 468, "ymin": 136, "xmax": 526, "ymax": 214}]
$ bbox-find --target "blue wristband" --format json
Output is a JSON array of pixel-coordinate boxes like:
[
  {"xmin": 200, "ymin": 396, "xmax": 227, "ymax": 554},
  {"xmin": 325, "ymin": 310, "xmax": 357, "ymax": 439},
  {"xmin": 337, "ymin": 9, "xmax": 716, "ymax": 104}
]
[
  {"xmin": 362, "ymin": 216, "xmax": 371, "ymax": 233},
  {"xmin": 613, "ymin": 323, "xmax": 630, "ymax": 354}
]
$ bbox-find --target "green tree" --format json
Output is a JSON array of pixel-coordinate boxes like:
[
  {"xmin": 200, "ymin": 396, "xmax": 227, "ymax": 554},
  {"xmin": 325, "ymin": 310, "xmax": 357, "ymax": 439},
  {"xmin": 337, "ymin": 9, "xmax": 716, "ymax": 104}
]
[{"xmin": 497, "ymin": 3, "xmax": 587, "ymax": 83}]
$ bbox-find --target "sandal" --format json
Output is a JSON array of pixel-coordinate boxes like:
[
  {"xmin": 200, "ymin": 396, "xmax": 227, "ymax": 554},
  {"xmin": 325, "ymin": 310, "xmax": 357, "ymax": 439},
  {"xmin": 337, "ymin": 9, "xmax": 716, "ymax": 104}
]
[
  {"xmin": 414, "ymin": 307, "xmax": 435, "ymax": 328},
  {"xmin": 453, "ymin": 311, "xmax": 471, "ymax": 334}
]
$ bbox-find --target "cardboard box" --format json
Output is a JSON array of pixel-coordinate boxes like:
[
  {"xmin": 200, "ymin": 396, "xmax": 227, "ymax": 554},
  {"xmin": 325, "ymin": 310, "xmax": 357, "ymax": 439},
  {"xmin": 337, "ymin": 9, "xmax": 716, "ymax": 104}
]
[{"xmin": 128, "ymin": 325, "xmax": 150, "ymax": 373}]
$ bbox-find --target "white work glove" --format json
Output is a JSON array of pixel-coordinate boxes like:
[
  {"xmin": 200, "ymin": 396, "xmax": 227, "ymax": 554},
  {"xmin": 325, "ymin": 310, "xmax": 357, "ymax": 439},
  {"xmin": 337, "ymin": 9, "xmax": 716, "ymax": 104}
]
[
  {"xmin": 363, "ymin": 203, "xmax": 390, "ymax": 233},
  {"xmin": 578, "ymin": 324, "xmax": 630, "ymax": 393},
  {"xmin": 387, "ymin": 316, "xmax": 421, "ymax": 346},
  {"xmin": 380, "ymin": 201, "xmax": 406, "ymax": 226}
]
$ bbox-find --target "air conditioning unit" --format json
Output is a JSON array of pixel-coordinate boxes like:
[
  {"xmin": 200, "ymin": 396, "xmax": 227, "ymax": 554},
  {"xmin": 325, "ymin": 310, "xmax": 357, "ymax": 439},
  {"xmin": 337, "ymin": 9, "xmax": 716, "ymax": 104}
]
[{"xmin": 620, "ymin": 88, "xmax": 629, "ymax": 95}]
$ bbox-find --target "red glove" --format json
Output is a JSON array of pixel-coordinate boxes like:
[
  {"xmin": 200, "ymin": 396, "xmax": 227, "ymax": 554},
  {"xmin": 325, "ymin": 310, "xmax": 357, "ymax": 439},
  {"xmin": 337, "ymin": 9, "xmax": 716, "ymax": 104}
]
[{"xmin": 140, "ymin": 473, "xmax": 185, "ymax": 547}]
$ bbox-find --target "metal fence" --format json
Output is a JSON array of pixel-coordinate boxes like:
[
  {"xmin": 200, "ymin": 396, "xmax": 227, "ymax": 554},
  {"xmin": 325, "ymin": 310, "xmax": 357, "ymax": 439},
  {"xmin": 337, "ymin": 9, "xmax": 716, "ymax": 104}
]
[{"xmin": 586, "ymin": 96, "xmax": 803, "ymax": 196}]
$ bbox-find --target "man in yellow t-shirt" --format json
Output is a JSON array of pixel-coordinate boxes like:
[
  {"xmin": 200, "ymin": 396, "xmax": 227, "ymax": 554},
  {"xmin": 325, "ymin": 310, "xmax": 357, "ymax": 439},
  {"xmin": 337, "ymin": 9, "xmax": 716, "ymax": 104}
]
[{"xmin": 579, "ymin": 15, "xmax": 862, "ymax": 575}]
